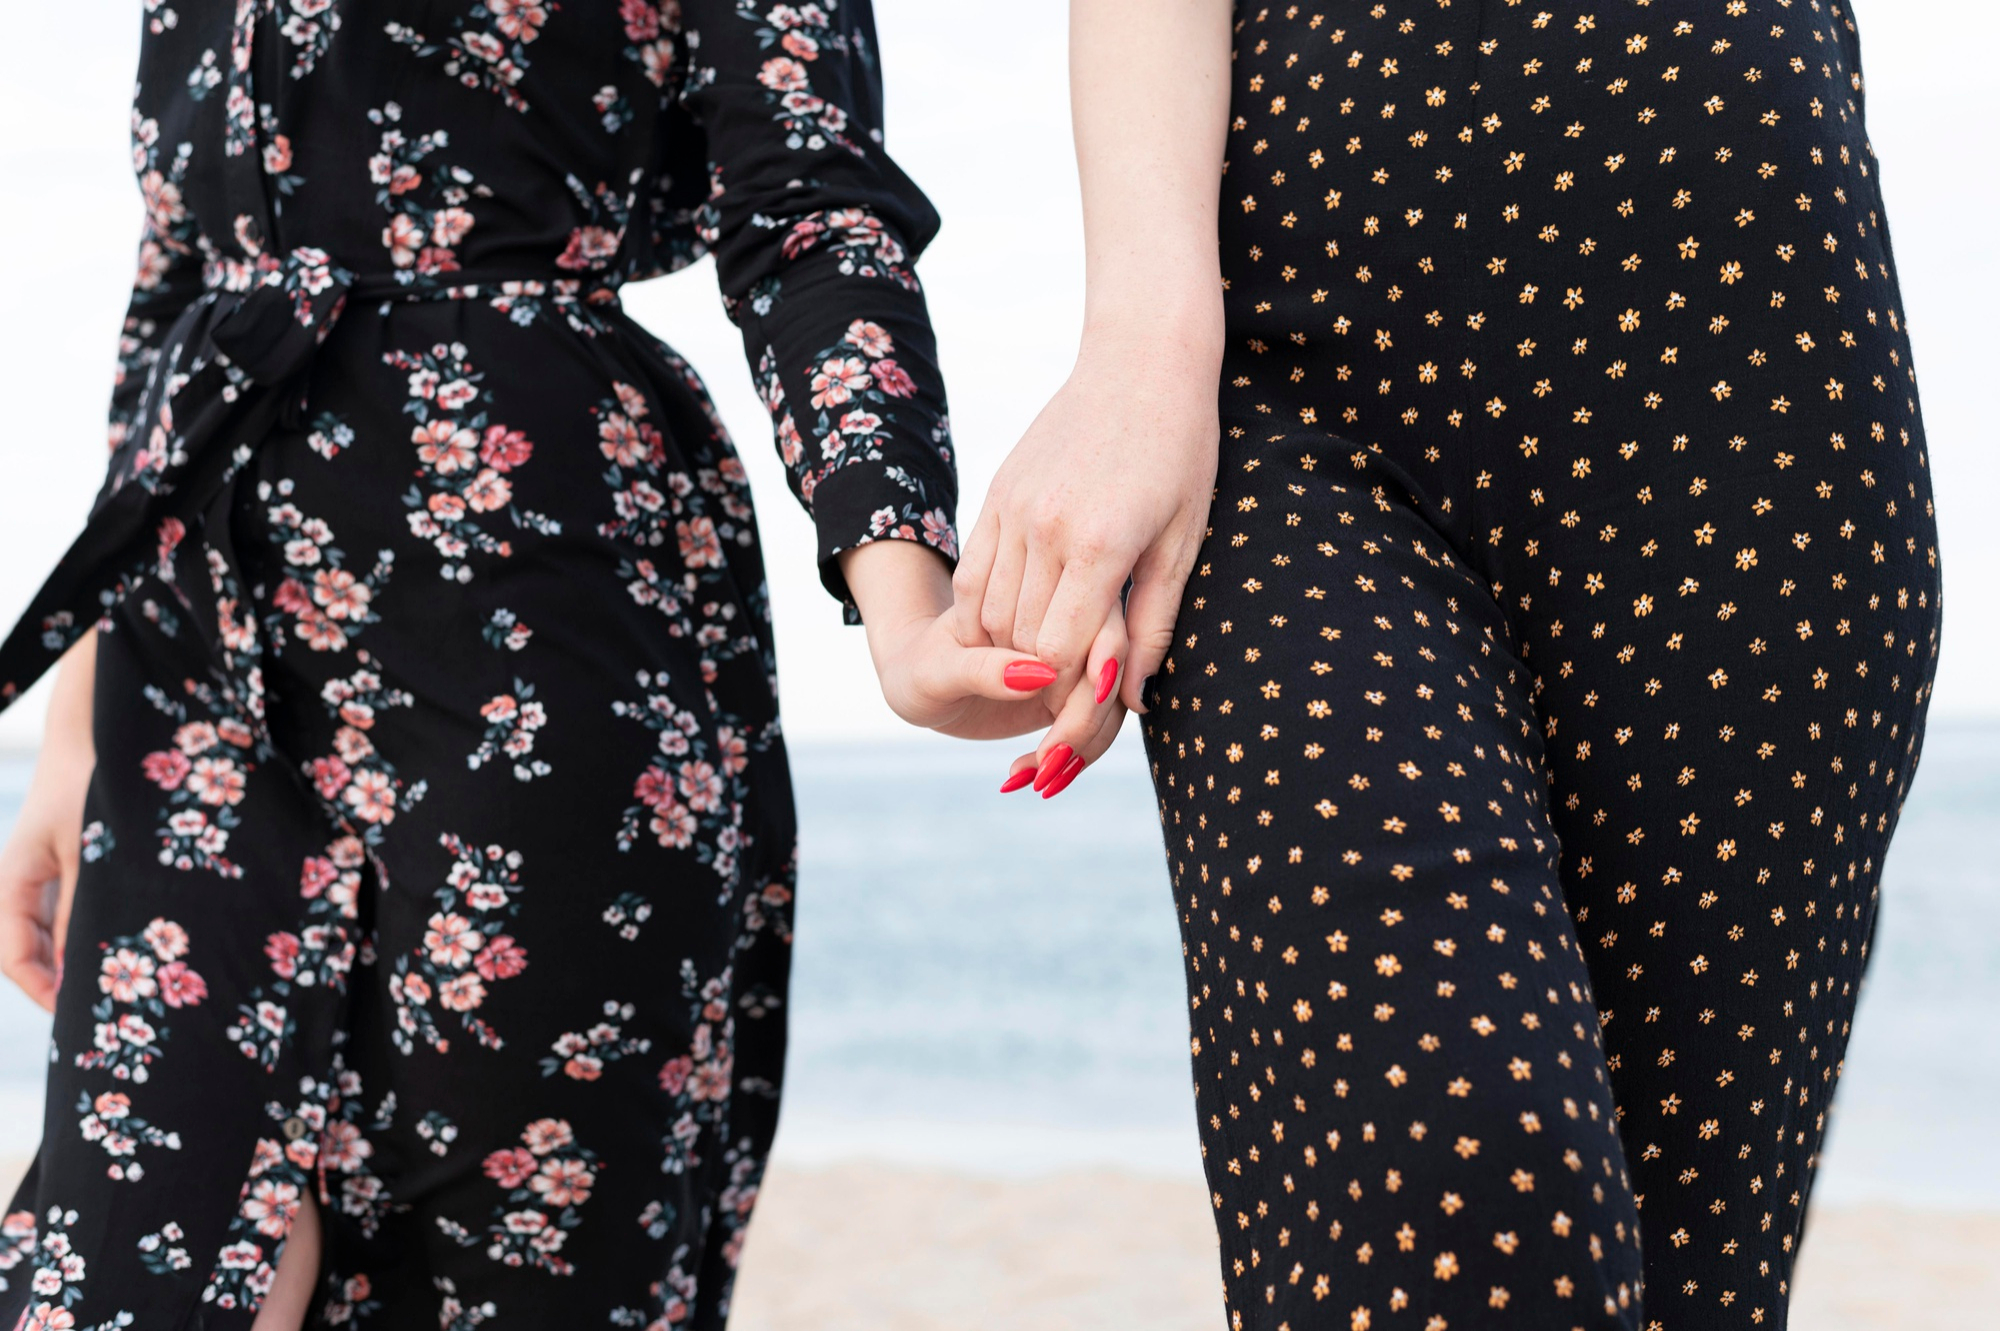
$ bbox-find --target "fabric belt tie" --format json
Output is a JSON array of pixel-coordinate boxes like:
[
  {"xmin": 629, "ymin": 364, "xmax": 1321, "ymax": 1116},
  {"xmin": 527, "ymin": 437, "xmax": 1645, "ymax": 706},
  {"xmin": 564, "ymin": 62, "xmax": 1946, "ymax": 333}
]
[{"xmin": 0, "ymin": 246, "xmax": 618, "ymax": 707}]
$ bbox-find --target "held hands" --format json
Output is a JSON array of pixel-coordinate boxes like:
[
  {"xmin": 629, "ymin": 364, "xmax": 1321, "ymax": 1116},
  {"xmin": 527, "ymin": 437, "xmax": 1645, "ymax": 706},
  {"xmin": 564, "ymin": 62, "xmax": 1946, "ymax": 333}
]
[{"xmin": 953, "ymin": 323, "xmax": 1222, "ymax": 794}]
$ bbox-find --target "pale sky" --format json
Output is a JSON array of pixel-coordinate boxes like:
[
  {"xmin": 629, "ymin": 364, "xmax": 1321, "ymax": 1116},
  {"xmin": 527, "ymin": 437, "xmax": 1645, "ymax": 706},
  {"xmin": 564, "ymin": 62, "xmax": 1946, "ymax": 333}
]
[{"xmin": 0, "ymin": 0, "xmax": 1991, "ymax": 748}]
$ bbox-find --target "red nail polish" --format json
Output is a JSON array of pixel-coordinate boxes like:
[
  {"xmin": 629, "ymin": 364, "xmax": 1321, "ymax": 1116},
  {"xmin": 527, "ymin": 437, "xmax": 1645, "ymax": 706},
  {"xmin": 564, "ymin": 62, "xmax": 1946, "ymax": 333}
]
[
  {"xmin": 1042, "ymin": 754, "xmax": 1086, "ymax": 799},
  {"xmin": 1032, "ymin": 744, "xmax": 1074, "ymax": 792},
  {"xmin": 1004, "ymin": 660, "xmax": 1059, "ymax": 691},
  {"xmin": 1096, "ymin": 658, "xmax": 1119, "ymax": 705},
  {"xmin": 999, "ymin": 768, "xmax": 1035, "ymax": 794}
]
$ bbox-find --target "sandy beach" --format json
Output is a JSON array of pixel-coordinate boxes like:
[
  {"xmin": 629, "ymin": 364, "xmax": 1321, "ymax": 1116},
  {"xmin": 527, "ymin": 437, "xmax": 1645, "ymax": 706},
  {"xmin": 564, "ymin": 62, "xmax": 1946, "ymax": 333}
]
[{"xmin": 4, "ymin": 1155, "xmax": 1993, "ymax": 1328}]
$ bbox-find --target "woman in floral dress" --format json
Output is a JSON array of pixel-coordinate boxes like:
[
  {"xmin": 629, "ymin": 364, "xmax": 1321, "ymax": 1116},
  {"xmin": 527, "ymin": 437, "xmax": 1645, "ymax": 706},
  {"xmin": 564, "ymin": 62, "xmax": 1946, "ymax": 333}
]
[{"xmin": 0, "ymin": 2, "xmax": 1068, "ymax": 1327}]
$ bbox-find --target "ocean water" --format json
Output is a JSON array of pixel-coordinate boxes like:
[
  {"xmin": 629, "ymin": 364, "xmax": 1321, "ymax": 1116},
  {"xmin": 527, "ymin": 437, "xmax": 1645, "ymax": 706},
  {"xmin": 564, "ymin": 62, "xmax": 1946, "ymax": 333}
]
[{"xmin": 1, "ymin": 725, "xmax": 1996, "ymax": 1209}]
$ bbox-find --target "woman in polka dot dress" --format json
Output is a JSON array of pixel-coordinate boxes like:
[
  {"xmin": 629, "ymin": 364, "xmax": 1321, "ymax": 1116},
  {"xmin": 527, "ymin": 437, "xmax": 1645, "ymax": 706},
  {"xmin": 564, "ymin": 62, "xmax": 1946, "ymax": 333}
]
[{"xmin": 956, "ymin": 2, "xmax": 1942, "ymax": 1327}]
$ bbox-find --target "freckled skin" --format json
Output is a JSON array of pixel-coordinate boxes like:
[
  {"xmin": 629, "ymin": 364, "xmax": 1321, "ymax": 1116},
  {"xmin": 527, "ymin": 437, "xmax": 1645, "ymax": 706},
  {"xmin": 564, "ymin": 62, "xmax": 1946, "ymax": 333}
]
[{"xmin": 1143, "ymin": 4, "xmax": 1939, "ymax": 1329}]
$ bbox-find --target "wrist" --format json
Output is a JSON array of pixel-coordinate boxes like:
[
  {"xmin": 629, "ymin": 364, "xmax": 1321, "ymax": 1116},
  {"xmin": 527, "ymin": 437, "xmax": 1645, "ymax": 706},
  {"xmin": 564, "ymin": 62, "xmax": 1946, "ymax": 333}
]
[
  {"xmin": 839, "ymin": 539, "xmax": 953, "ymax": 644},
  {"xmin": 1079, "ymin": 283, "xmax": 1226, "ymax": 378}
]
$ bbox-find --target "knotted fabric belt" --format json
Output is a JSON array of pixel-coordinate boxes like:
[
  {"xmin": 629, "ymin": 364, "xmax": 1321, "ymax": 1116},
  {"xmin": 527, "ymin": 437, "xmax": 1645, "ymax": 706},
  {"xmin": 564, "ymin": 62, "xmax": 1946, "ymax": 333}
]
[{"xmin": 0, "ymin": 246, "xmax": 618, "ymax": 707}]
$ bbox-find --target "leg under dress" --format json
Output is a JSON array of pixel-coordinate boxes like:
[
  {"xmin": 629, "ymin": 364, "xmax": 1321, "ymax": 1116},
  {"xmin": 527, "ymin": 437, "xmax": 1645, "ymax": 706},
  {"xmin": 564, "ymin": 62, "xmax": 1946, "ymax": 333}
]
[{"xmin": 1141, "ymin": 3, "xmax": 1941, "ymax": 1327}]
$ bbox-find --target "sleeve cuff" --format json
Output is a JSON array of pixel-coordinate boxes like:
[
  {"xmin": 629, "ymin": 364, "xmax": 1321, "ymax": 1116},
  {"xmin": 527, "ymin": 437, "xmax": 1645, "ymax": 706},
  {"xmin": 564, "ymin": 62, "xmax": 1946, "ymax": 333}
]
[{"xmin": 806, "ymin": 456, "xmax": 960, "ymax": 623}]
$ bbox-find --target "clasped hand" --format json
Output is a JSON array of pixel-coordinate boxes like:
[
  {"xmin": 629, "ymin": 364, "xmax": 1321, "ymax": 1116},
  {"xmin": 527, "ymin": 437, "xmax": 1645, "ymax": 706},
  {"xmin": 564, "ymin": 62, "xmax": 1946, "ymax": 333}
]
[{"xmin": 853, "ymin": 328, "xmax": 1219, "ymax": 796}]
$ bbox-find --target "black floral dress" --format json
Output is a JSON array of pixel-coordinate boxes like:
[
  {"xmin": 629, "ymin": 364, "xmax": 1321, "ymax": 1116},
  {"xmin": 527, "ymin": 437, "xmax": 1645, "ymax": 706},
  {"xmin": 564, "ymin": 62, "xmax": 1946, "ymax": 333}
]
[{"xmin": 0, "ymin": 2, "xmax": 954, "ymax": 1327}]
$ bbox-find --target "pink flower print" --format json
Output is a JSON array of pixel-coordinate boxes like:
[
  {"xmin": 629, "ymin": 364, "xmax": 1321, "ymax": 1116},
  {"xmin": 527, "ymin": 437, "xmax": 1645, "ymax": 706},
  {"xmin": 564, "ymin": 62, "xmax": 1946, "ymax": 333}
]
[
  {"xmin": 598, "ymin": 413, "xmax": 646, "ymax": 467},
  {"xmin": 872, "ymin": 358, "xmax": 917, "ymax": 398},
  {"xmin": 461, "ymin": 30, "xmax": 505, "ymax": 62},
  {"xmin": 322, "ymin": 1121, "xmax": 372, "ymax": 1174},
  {"xmin": 217, "ymin": 1240, "xmax": 264, "ymax": 1271},
  {"xmin": 676, "ymin": 760, "xmax": 723, "ymax": 814},
  {"xmin": 118, "ymin": 1013, "xmax": 158, "ymax": 1046},
  {"xmin": 635, "ymin": 767, "xmax": 675, "ymax": 810},
  {"xmin": 407, "ymin": 367, "xmax": 440, "ymax": 400},
  {"xmin": 175, "ymin": 721, "xmax": 220, "ymax": 755},
  {"xmin": 297, "ymin": 610, "xmax": 349, "ymax": 654},
  {"xmin": 691, "ymin": 1056, "xmax": 732, "ymax": 1103},
  {"xmin": 658, "ymin": 1055, "xmax": 693, "ymax": 1096},
  {"xmin": 463, "ymin": 468, "xmax": 514, "ymax": 513},
  {"xmin": 25, "ymin": 1303, "xmax": 78, "ymax": 1329},
  {"xmin": 435, "ymin": 377, "xmax": 479, "ymax": 412},
  {"xmin": 613, "ymin": 381, "xmax": 649, "ymax": 418},
  {"xmin": 424, "ymin": 913, "xmax": 485, "ymax": 969},
  {"xmin": 781, "ymin": 29, "xmax": 820, "ymax": 60},
  {"xmin": 675, "ymin": 517, "xmax": 723, "ymax": 570},
  {"xmin": 384, "ymin": 213, "xmax": 424, "ymax": 268},
  {"xmin": 473, "ymin": 935, "xmax": 528, "ymax": 981},
  {"xmin": 521, "ymin": 1118, "xmax": 573, "ymax": 1156},
  {"xmin": 438, "ymin": 973, "xmax": 487, "ymax": 1012},
  {"xmin": 244, "ymin": 1179, "xmax": 301, "ymax": 1239},
  {"xmin": 100, "ymin": 948, "xmax": 158, "ymax": 1003},
  {"xmin": 414, "ymin": 420, "xmax": 479, "ymax": 474},
  {"xmin": 187, "ymin": 756, "xmax": 247, "ymax": 807},
  {"xmin": 715, "ymin": 726, "xmax": 749, "ymax": 777},
  {"xmin": 218, "ymin": 718, "xmax": 255, "ymax": 749},
  {"xmin": 415, "ymin": 245, "xmax": 462, "ymax": 277},
  {"xmin": 840, "ymin": 319, "xmax": 896, "ymax": 357},
  {"xmin": 156, "ymin": 960, "xmax": 207, "ymax": 1009},
  {"xmin": 342, "ymin": 768, "xmax": 396, "ymax": 824},
  {"xmin": 265, "ymin": 932, "xmax": 301, "ymax": 980},
  {"xmin": 530, "ymin": 1157, "xmax": 595, "ymax": 1207},
  {"xmin": 304, "ymin": 755, "xmax": 352, "ymax": 799},
  {"xmin": 480, "ymin": 424, "xmax": 533, "ymax": 471},
  {"xmin": 140, "ymin": 170, "xmax": 186, "ymax": 229},
  {"xmin": 639, "ymin": 37, "xmax": 674, "ymax": 86},
  {"xmin": 480, "ymin": 695, "xmax": 519, "ymax": 726},
  {"xmin": 465, "ymin": 880, "xmax": 508, "ymax": 910},
  {"xmin": 262, "ymin": 133, "xmax": 293, "ymax": 175},
  {"xmin": 427, "ymin": 492, "xmax": 468, "ymax": 525},
  {"xmin": 555, "ymin": 225, "xmax": 621, "ymax": 272},
  {"xmin": 485, "ymin": 1146, "xmax": 538, "ymax": 1187},
  {"xmin": 300, "ymin": 856, "xmax": 338, "ymax": 898},
  {"xmin": 94, "ymin": 1091, "xmax": 132, "ymax": 1120},
  {"xmin": 838, "ymin": 409, "xmax": 882, "ymax": 437},
  {"xmin": 650, "ymin": 800, "xmax": 697, "ymax": 850},
  {"xmin": 312, "ymin": 569, "xmax": 371, "ymax": 621},
  {"xmin": 143, "ymin": 750, "xmax": 191, "ymax": 791},
  {"xmin": 333, "ymin": 726, "xmax": 375, "ymax": 764},
  {"xmin": 167, "ymin": 809, "xmax": 209, "ymax": 838},
  {"xmin": 619, "ymin": 0, "xmax": 660, "ymax": 41},
  {"xmin": 758, "ymin": 56, "xmax": 809, "ymax": 93},
  {"xmin": 810, "ymin": 356, "xmax": 871, "ymax": 409},
  {"xmin": 503, "ymin": 1210, "xmax": 548, "ymax": 1237},
  {"xmin": 922, "ymin": 508, "xmax": 960, "ymax": 558}
]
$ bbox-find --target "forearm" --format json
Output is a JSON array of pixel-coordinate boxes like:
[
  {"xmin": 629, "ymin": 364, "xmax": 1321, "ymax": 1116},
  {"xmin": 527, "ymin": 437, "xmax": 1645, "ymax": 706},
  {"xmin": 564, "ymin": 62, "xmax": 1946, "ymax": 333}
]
[{"xmin": 1070, "ymin": 0, "xmax": 1233, "ymax": 356}]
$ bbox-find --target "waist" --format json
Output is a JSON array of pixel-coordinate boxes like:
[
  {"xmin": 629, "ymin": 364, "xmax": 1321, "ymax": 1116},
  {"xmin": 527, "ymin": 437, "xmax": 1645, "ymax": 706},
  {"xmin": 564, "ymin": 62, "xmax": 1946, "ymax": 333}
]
[{"xmin": 201, "ymin": 253, "xmax": 626, "ymax": 306}]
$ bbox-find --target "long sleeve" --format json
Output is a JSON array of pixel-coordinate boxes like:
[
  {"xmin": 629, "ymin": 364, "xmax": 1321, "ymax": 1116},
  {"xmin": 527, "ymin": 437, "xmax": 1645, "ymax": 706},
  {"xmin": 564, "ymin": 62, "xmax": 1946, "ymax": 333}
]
[
  {"xmin": 108, "ymin": 213, "xmax": 208, "ymax": 455},
  {"xmin": 678, "ymin": 0, "xmax": 957, "ymax": 618}
]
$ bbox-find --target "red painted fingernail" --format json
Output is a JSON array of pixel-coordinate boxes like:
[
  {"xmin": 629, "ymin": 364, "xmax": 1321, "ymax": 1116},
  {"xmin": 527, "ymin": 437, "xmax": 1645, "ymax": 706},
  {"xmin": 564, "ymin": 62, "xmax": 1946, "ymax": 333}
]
[
  {"xmin": 1041, "ymin": 754, "xmax": 1086, "ymax": 799},
  {"xmin": 1004, "ymin": 660, "xmax": 1059, "ymax": 691},
  {"xmin": 1031, "ymin": 744, "xmax": 1075, "ymax": 792},
  {"xmin": 999, "ymin": 768, "xmax": 1035, "ymax": 794},
  {"xmin": 1096, "ymin": 658, "xmax": 1119, "ymax": 705}
]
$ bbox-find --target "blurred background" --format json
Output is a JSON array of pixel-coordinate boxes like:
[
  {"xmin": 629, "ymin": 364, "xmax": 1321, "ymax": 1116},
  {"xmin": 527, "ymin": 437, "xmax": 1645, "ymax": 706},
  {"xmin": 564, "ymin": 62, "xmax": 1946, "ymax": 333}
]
[{"xmin": 1, "ymin": 1, "xmax": 1996, "ymax": 1326}]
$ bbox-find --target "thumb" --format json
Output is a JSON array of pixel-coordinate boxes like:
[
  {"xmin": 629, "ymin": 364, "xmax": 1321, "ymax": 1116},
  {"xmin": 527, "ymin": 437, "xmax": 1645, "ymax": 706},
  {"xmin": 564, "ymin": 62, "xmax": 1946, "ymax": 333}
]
[{"xmin": 1120, "ymin": 544, "xmax": 1195, "ymax": 715}]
